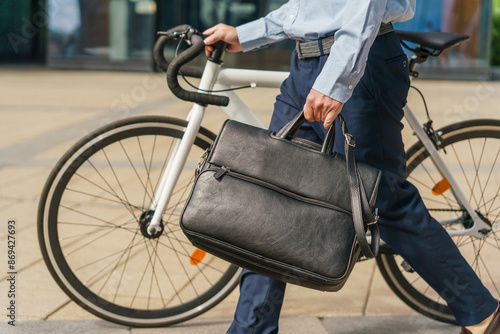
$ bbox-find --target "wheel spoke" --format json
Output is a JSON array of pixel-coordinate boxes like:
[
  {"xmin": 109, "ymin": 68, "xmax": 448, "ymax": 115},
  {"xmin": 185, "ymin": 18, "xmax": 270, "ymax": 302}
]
[
  {"xmin": 451, "ymin": 144, "xmax": 480, "ymax": 210},
  {"xmin": 487, "ymin": 187, "xmax": 500, "ymax": 218},
  {"xmin": 87, "ymin": 155, "xmax": 139, "ymax": 221},
  {"xmin": 83, "ymin": 234, "xmax": 144, "ymax": 288},
  {"xmin": 118, "ymin": 140, "xmax": 155, "ymax": 205},
  {"xmin": 467, "ymin": 139, "xmax": 486, "ymax": 210},
  {"xmin": 136, "ymin": 136, "xmax": 156, "ymax": 210},
  {"xmin": 72, "ymin": 171, "xmax": 140, "ymax": 214}
]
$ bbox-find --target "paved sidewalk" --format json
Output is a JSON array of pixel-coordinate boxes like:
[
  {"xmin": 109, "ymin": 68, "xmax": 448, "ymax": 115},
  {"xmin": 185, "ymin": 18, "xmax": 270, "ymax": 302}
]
[
  {"xmin": 1, "ymin": 316, "xmax": 460, "ymax": 334},
  {"xmin": 0, "ymin": 68, "xmax": 498, "ymax": 332}
]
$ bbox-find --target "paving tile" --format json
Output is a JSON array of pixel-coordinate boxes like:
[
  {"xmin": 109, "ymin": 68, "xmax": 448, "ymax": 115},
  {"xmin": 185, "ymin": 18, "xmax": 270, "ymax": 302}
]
[
  {"xmin": 131, "ymin": 317, "xmax": 233, "ymax": 334},
  {"xmin": 130, "ymin": 316, "xmax": 328, "ymax": 334},
  {"xmin": 0, "ymin": 261, "xmax": 73, "ymax": 320},
  {"xmin": 281, "ymin": 261, "xmax": 375, "ymax": 318},
  {"xmin": 0, "ymin": 320, "xmax": 128, "ymax": 334},
  {"xmin": 278, "ymin": 316, "xmax": 328, "ymax": 334},
  {"xmin": 0, "ymin": 109, "xmax": 103, "ymax": 151},
  {"xmin": 0, "ymin": 167, "xmax": 51, "ymax": 199},
  {"xmin": 321, "ymin": 315, "xmax": 459, "ymax": 334},
  {"xmin": 46, "ymin": 302, "xmax": 101, "ymax": 321},
  {"xmin": 0, "ymin": 69, "xmax": 168, "ymax": 109},
  {"xmin": 0, "ymin": 167, "xmax": 50, "ymax": 192},
  {"xmin": 0, "ymin": 208, "xmax": 41, "ymax": 279},
  {"xmin": 364, "ymin": 264, "xmax": 418, "ymax": 316}
]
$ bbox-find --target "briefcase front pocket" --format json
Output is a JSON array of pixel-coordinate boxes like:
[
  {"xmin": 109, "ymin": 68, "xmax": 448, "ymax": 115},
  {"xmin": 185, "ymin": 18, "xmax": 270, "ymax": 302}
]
[{"xmin": 181, "ymin": 167, "xmax": 361, "ymax": 291}]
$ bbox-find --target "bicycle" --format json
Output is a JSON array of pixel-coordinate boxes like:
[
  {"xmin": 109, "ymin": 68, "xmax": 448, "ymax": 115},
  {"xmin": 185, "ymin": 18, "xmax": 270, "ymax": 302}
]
[{"xmin": 37, "ymin": 25, "xmax": 500, "ymax": 327}]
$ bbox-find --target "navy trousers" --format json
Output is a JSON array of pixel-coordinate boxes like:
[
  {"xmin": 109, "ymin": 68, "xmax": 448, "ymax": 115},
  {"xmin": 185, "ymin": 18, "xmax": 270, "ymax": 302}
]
[{"xmin": 227, "ymin": 31, "xmax": 497, "ymax": 334}]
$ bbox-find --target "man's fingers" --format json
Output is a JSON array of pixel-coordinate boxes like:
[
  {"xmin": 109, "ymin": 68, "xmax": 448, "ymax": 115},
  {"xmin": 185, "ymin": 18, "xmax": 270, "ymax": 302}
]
[
  {"xmin": 303, "ymin": 89, "xmax": 344, "ymax": 129},
  {"xmin": 204, "ymin": 46, "xmax": 214, "ymax": 57},
  {"xmin": 203, "ymin": 33, "xmax": 220, "ymax": 46},
  {"xmin": 304, "ymin": 103, "xmax": 314, "ymax": 122},
  {"xmin": 324, "ymin": 104, "xmax": 343, "ymax": 129},
  {"xmin": 203, "ymin": 28, "xmax": 221, "ymax": 57},
  {"xmin": 203, "ymin": 25, "xmax": 218, "ymax": 35},
  {"xmin": 314, "ymin": 107, "xmax": 323, "ymax": 122},
  {"xmin": 324, "ymin": 112, "xmax": 336, "ymax": 129},
  {"xmin": 203, "ymin": 24, "xmax": 241, "ymax": 54}
]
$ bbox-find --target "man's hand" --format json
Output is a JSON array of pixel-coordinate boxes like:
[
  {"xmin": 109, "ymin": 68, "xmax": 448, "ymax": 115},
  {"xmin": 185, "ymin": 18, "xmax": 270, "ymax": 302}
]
[
  {"xmin": 203, "ymin": 24, "xmax": 242, "ymax": 57},
  {"xmin": 303, "ymin": 89, "xmax": 344, "ymax": 129}
]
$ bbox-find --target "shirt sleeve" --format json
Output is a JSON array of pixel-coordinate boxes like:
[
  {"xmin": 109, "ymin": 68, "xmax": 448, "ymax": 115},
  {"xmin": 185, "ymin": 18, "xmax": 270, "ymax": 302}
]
[
  {"xmin": 312, "ymin": 0, "xmax": 389, "ymax": 104},
  {"xmin": 235, "ymin": 2, "xmax": 291, "ymax": 52}
]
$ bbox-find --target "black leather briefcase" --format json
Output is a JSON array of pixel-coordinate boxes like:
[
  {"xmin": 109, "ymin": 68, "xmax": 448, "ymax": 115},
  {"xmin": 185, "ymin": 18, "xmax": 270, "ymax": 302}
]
[{"xmin": 181, "ymin": 111, "xmax": 381, "ymax": 292}]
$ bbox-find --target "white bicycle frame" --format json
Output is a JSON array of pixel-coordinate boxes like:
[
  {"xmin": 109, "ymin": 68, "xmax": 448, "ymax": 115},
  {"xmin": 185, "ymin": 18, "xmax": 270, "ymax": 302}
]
[{"xmin": 147, "ymin": 59, "xmax": 492, "ymax": 240}]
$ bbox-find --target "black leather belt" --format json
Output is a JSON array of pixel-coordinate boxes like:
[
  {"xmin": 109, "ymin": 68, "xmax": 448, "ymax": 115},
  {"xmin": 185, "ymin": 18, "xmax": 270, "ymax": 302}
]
[{"xmin": 296, "ymin": 22, "xmax": 395, "ymax": 59}]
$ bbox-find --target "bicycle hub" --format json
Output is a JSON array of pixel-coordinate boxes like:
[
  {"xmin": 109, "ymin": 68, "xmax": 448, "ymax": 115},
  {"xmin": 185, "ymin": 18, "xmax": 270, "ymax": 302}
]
[{"xmin": 139, "ymin": 210, "xmax": 164, "ymax": 239}]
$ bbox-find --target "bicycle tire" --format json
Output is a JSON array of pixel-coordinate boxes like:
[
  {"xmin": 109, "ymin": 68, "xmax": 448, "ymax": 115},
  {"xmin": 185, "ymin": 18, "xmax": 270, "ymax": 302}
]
[
  {"xmin": 376, "ymin": 118, "xmax": 500, "ymax": 324},
  {"xmin": 38, "ymin": 115, "xmax": 241, "ymax": 327}
]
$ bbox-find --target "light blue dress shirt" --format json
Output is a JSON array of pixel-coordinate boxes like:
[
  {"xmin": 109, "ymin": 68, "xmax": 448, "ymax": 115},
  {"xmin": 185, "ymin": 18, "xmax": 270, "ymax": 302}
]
[{"xmin": 236, "ymin": 0, "xmax": 416, "ymax": 103}]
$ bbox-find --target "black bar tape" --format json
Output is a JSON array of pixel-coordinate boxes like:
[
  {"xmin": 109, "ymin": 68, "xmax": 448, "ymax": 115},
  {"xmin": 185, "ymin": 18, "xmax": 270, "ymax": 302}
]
[
  {"xmin": 153, "ymin": 25, "xmax": 203, "ymax": 78},
  {"xmin": 166, "ymin": 34, "xmax": 229, "ymax": 107}
]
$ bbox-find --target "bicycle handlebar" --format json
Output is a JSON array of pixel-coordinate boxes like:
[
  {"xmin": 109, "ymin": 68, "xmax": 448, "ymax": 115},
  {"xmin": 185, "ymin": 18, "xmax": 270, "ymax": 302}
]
[
  {"xmin": 153, "ymin": 25, "xmax": 203, "ymax": 78},
  {"xmin": 154, "ymin": 25, "xmax": 230, "ymax": 107}
]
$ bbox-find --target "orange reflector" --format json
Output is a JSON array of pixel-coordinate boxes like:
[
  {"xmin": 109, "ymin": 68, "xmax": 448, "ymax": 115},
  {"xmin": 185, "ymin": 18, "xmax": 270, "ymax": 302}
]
[
  {"xmin": 190, "ymin": 249, "xmax": 207, "ymax": 265},
  {"xmin": 432, "ymin": 178, "xmax": 451, "ymax": 195}
]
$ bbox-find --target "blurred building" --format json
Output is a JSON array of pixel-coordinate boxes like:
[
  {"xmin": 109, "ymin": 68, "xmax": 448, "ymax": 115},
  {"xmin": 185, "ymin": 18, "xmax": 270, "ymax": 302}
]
[{"xmin": 0, "ymin": 0, "xmax": 495, "ymax": 77}]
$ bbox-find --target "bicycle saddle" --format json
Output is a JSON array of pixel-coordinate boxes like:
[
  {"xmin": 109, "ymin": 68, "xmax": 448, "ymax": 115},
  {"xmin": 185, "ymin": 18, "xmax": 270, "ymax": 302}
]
[{"xmin": 396, "ymin": 30, "xmax": 469, "ymax": 52}]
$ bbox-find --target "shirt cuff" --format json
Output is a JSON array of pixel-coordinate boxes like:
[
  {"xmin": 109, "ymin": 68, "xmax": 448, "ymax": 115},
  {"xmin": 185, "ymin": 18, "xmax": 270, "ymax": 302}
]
[
  {"xmin": 236, "ymin": 19, "xmax": 268, "ymax": 52},
  {"xmin": 312, "ymin": 63, "xmax": 362, "ymax": 104},
  {"xmin": 236, "ymin": 18, "xmax": 288, "ymax": 52}
]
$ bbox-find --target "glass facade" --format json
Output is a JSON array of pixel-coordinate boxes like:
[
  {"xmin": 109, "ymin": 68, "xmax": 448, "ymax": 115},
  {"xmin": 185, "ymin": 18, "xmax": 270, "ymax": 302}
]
[
  {"xmin": 48, "ymin": 0, "xmax": 157, "ymax": 69},
  {"xmin": 155, "ymin": 0, "xmax": 293, "ymax": 71},
  {"xmin": 0, "ymin": 1, "xmax": 46, "ymax": 62},
  {"xmin": 45, "ymin": 0, "xmax": 494, "ymax": 73},
  {"xmin": 394, "ymin": 0, "xmax": 493, "ymax": 72}
]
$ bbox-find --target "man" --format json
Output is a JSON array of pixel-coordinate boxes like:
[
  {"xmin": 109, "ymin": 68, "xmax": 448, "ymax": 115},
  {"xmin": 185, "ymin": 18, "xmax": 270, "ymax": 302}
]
[{"xmin": 203, "ymin": 1, "xmax": 499, "ymax": 333}]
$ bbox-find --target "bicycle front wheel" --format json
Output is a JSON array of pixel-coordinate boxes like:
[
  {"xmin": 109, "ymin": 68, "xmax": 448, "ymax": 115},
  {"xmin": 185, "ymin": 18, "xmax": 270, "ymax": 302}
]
[
  {"xmin": 377, "ymin": 119, "xmax": 500, "ymax": 324},
  {"xmin": 38, "ymin": 116, "xmax": 241, "ymax": 327}
]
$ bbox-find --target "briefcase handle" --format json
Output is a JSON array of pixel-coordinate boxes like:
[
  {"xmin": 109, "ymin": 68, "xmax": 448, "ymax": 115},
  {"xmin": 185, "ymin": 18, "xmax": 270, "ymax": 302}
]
[
  {"xmin": 277, "ymin": 111, "xmax": 380, "ymax": 258},
  {"xmin": 276, "ymin": 110, "xmax": 347, "ymax": 155}
]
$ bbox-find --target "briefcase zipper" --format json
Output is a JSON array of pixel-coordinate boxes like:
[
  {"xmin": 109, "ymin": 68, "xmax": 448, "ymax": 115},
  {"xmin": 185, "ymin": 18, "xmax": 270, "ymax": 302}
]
[
  {"xmin": 214, "ymin": 166, "xmax": 230, "ymax": 179},
  {"xmin": 208, "ymin": 167, "xmax": 350, "ymax": 215}
]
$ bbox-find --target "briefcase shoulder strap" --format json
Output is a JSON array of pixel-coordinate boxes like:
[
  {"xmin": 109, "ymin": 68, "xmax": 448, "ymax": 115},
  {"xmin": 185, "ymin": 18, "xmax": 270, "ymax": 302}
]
[{"xmin": 343, "ymin": 125, "xmax": 380, "ymax": 258}]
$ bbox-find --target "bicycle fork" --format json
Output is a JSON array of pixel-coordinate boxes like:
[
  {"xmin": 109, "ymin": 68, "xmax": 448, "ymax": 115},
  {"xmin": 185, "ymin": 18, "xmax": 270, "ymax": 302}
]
[
  {"xmin": 404, "ymin": 105, "xmax": 492, "ymax": 238},
  {"xmin": 146, "ymin": 61, "xmax": 223, "ymax": 235}
]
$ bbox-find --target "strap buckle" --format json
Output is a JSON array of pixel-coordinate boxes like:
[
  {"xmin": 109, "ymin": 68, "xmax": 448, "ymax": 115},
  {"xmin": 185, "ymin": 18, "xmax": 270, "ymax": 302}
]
[
  {"xmin": 367, "ymin": 208, "xmax": 379, "ymax": 226},
  {"xmin": 345, "ymin": 133, "xmax": 356, "ymax": 147}
]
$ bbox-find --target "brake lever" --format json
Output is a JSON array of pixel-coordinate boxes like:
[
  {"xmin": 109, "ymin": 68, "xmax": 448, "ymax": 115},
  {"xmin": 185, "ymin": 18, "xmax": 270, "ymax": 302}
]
[{"xmin": 157, "ymin": 28, "xmax": 192, "ymax": 41}]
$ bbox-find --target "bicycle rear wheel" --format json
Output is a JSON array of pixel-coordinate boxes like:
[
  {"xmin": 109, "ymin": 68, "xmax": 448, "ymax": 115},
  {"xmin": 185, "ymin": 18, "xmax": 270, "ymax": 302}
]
[
  {"xmin": 38, "ymin": 116, "xmax": 240, "ymax": 327},
  {"xmin": 377, "ymin": 119, "xmax": 500, "ymax": 324}
]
